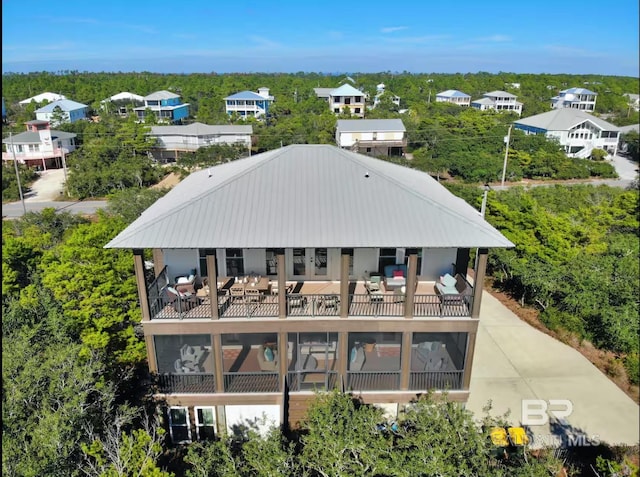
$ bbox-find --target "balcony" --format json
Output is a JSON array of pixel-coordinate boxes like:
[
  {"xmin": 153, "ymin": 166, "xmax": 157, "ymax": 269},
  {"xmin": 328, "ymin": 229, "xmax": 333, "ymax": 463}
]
[
  {"xmin": 2, "ymin": 147, "xmax": 69, "ymax": 161},
  {"xmin": 146, "ymin": 274, "xmax": 473, "ymax": 321}
]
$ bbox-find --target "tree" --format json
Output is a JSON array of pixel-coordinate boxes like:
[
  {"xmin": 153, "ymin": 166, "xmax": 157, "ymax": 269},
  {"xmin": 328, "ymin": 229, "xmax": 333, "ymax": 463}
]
[{"xmin": 50, "ymin": 105, "xmax": 68, "ymax": 127}]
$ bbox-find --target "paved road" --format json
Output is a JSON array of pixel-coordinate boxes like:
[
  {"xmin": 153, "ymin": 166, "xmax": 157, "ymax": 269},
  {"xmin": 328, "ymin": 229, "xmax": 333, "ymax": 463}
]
[{"xmin": 2, "ymin": 200, "xmax": 108, "ymax": 218}]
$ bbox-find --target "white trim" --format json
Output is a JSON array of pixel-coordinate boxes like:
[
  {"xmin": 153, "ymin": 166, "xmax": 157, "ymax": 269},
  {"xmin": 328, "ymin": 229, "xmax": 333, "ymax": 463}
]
[
  {"xmin": 194, "ymin": 406, "xmax": 216, "ymax": 440},
  {"xmin": 168, "ymin": 406, "xmax": 192, "ymax": 444}
]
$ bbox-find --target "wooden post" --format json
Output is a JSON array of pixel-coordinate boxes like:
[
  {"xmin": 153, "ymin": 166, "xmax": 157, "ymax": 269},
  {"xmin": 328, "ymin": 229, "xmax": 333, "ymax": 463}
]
[
  {"xmin": 338, "ymin": 331, "xmax": 348, "ymax": 389},
  {"xmin": 206, "ymin": 250, "xmax": 219, "ymax": 320},
  {"xmin": 404, "ymin": 253, "xmax": 418, "ymax": 319},
  {"xmin": 471, "ymin": 248, "xmax": 488, "ymax": 318},
  {"xmin": 152, "ymin": 248, "xmax": 164, "ymax": 277},
  {"xmin": 133, "ymin": 249, "xmax": 151, "ymax": 322},
  {"xmin": 213, "ymin": 334, "xmax": 224, "ymax": 392},
  {"xmin": 400, "ymin": 332, "xmax": 412, "ymax": 390},
  {"xmin": 340, "ymin": 253, "xmax": 350, "ymax": 318},
  {"xmin": 145, "ymin": 335, "xmax": 157, "ymax": 372},
  {"xmin": 278, "ymin": 332, "xmax": 288, "ymax": 391},
  {"xmin": 462, "ymin": 331, "xmax": 477, "ymax": 389},
  {"xmin": 277, "ymin": 251, "xmax": 286, "ymax": 319}
]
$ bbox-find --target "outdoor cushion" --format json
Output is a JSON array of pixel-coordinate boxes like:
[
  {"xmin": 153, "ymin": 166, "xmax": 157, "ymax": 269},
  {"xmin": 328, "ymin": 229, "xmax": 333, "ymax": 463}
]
[
  {"xmin": 350, "ymin": 346, "xmax": 357, "ymax": 362},
  {"xmin": 393, "ymin": 270, "xmax": 404, "ymax": 278},
  {"xmin": 441, "ymin": 273, "xmax": 457, "ymax": 288},
  {"xmin": 177, "ymin": 277, "xmax": 190, "ymax": 284},
  {"xmin": 264, "ymin": 346, "xmax": 275, "ymax": 362}
]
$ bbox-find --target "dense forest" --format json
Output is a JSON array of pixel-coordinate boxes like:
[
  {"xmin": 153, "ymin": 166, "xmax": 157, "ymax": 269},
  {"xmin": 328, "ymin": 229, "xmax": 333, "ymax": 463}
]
[{"xmin": 2, "ymin": 72, "xmax": 639, "ymax": 475}]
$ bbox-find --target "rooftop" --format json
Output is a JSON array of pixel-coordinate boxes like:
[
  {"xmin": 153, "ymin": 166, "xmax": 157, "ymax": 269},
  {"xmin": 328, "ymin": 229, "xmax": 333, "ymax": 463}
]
[
  {"xmin": 35, "ymin": 99, "xmax": 88, "ymax": 113},
  {"xmin": 149, "ymin": 122, "xmax": 253, "ymax": 136},
  {"xmin": 514, "ymin": 108, "xmax": 619, "ymax": 131},
  {"xmin": 106, "ymin": 144, "xmax": 513, "ymax": 250},
  {"xmin": 336, "ymin": 119, "xmax": 406, "ymax": 133},
  {"xmin": 145, "ymin": 90, "xmax": 180, "ymax": 100}
]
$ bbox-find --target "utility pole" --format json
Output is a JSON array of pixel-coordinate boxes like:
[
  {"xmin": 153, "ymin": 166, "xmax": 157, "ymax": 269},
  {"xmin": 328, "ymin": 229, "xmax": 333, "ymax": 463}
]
[
  {"xmin": 9, "ymin": 132, "xmax": 27, "ymax": 215},
  {"xmin": 61, "ymin": 148, "xmax": 69, "ymax": 197},
  {"xmin": 480, "ymin": 183, "xmax": 490, "ymax": 218},
  {"xmin": 501, "ymin": 125, "xmax": 512, "ymax": 188}
]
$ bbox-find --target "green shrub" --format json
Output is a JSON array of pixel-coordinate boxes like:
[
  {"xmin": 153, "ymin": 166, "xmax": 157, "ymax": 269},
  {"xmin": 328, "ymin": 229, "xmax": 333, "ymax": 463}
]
[{"xmin": 623, "ymin": 353, "xmax": 639, "ymax": 385}]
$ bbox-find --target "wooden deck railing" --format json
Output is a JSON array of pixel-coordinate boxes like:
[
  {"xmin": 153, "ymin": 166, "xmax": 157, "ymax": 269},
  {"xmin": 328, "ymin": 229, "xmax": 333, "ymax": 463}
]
[
  {"xmin": 409, "ymin": 370, "xmax": 464, "ymax": 391},
  {"xmin": 156, "ymin": 373, "xmax": 215, "ymax": 394}
]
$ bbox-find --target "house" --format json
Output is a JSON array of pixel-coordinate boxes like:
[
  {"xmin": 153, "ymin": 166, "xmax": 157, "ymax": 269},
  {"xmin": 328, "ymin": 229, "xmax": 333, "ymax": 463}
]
[
  {"xmin": 471, "ymin": 91, "xmax": 522, "ymax": 116},
  {"xmin": 435, "ymin": 90, "xmax": 471, "ymax": 107},
  {"xmin": 336, "ymin": 119, "xmax": 406, "ymax": 156},
  {"xmin": 224, "ymin": 88, "xmax": 274, "ymax": 120},
  {"xmin": 101, "ymin": 92, "xmax": 145, "ymax": 115},
  {"xmin": 623, "ymin": 93, "xmax": 640, "ymax": 112},
  {"xmin": 505, "ymin": 83, "xmax": 521, "ymax": 89},
  {"xmin": 147, "ymin": 122, "xmax": 253, "ymax": 161},
  {"xmin": 551, "ymin": 87, "xmax": 597, "ymax": 112},
  {"xmin": 313, "ymin": 88, "xmax": 333, "ymax": 101},
  {"xmin": 372, "ymin": 84, "xmax": 400, "ymax": 109},
  {"xmin": 2, "ymin": 120, "xmax": 76, "ymax": 169},
  {"xmin": 104, "ymin": 143, "xmax": 514, "ymax": 440},
  {"xmin": 327, "ymin": 84, "xmax": 366, "ymax": 117},
  {"xmin": 35, "ymin": 99, "xmax": 89, "ymax": 125},
  {"xmin": 19, "ymin": 92, "xmax": 67, "ymax": 105},
  {"xmin": 133, "ymin": 91, "xmax": 190, "ymax": 124},
  {"xmin": 514, "ymin": 109, "xmax": 620, "ymax": 158}
]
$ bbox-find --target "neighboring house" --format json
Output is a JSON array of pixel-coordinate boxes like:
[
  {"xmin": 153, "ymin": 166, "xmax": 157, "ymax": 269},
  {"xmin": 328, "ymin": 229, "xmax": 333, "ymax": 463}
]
[
  {"xmin": 35, "ymin": 99, "xmax": 89, "ymax": 125},
  {"xmin": 514, "ymin": 109, "xmax": 620, "ymax": 158},
  {"xmin": 19, "ymin": 92, "xmax": 67, "ymax": 105},
  {"xmin": 505, "ymin": 82, "xmax": 520, "ymax": 89},
  {"xmin": 435, "ymin": 90, "xmax": 471, "ymax": 106},
  {"xmin": 336, "ymin": 119, "xmax": 406, "ymax": 156},
  {"xmin": 224, "ymin": 88, "xmax": 274, "ymax": 120},
  {"xmin": 551, "ymin": 87, "xmax": 597, "ymax": 112},
  {"xmin": 101, "ymin": 92, "xmax": 145, "ymax": 115},
  {"xmin": 134, "ymin": 90, "xmax": 190, "ymax": 123},
  {"xmin": 328, "ymin": 84, "xmax": 366, "ymax": 117},
  {"xmin": 372, "ymin": 84, "xmax": 400, "ymax": 109},
  {"xmin": 471, "ymin": 91, "xmax": 522, "ymax": 116},
  {"xmin": 623, "ymin": 93, "xmax": 640, "ymax": 112},
  {"xmin": 104, "ymin": 143, "xmax": 514, "ymax": 439},
  {"xmin": 147, "ymin": 122, "xmax": 253, "ymax": 161},
  {"xmin": 2, "ymin": 120, "xmax": 76, "ymax": 169},
  {"xmin": 617, "ymin": 124, "xmax": 639, "ymax": 154},
  {"xmin": 313, "ymin": 88, "xmax": 333, "ymax": 101}
]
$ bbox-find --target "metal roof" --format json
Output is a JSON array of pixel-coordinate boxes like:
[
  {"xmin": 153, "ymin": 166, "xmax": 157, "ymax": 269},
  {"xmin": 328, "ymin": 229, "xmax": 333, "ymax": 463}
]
[
  {"xmin": 484, "ymin": 90, "xmax": 517, "ymax": 98},
  {"xmin": 514, "ymin": 109, "xmax": 619, "ymax": 131},
  {"xmin": 561, "ymin": 87, "xmax": 597, "ymax": 95},
  {"xmin": 2, "ymin": 130, "xmax": 77, "ymax": 144},
  {"xmin": 144, "ymin": 90, "xmax": 180, "ymax": 100},
  {"xmin": 330, "ymin": 84, "xmax": 364, "ymax": 97},
  {"xmin": 225, "ymin": 91, "xmax": 273, "ymax": 101},
  {"xmin": 336, "ymin": 119, "xmax": 406, "ymax": 133},
  {"xmin": 19, "ymin": 92, "xmax": 67, "ymax": 104},
  {"xmin": 314, "ymin": 88, "xmax": 333, "ymax": 98},
  {"xmin": 133, "ymin": 104, "xmax": 190, "ymax": 111},
  {"xmin": 103, "ymin": 92, "xmax": 145, "ymax": 102},
  {"xmin": 149, "ymin": 122, "xmax": 253, "ymax": 136},
  {"xmin": 105, "ymin": 145, "xmax": 513, "ymax": 250},
  {"xmin": 437, "ymin": 90, "xmax": 470, "ymax": 98},
  {"xmin": 471, "ymin": 97, "xmax": 494, "ymax": 105},
  {"xmin": 35, "ymin": 99, "xmax": 88, "ymax": 112}
]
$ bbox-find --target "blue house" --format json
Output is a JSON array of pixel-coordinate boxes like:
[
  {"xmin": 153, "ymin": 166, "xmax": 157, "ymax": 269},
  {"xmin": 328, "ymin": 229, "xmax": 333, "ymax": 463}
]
[
  {"xmin": 134, "ymin": 90, "xmax": 190, "ymax": 123},
  {"xmin": 224, "ymin": 87, "xmax": 273, "ymax": 120},
  {"xmin": 35, "ymin": 99, "xmax": 89, "ymax": 126}
]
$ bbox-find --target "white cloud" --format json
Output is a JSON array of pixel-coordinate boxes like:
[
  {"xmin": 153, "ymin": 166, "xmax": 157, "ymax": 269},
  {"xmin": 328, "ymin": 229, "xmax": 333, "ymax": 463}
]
[
  {"xmin": 381, "ymin": 26, "xmax": 409, "ymax": 33},
  {"xmin": 475, "ymin": 34, "xmax": 512, "ymax": 42}
]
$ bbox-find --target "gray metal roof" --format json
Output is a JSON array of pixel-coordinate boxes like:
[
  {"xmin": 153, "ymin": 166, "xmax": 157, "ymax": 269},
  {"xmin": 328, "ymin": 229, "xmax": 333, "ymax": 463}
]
[
  {"xmin": 144, "ymin": 90, "xmax": 180, "ymax": 100},
  {"xmin": 149, "ymin": 122, "xmax": 253, "ymax": 136},
  {"xmin": 314, "ymin": 88, "xmax": 333, "ymax": 98},
  {"xmin": 2, "ymin": 130, "xmax": 77, "ymax": 144},
  {"xmin": 514, "ymin": 109, "xmax": 619, "ymax": 131},
  {"xmin": 105, "ymin": 145, "xmax": 514, "ymax": 250},
  {"xmin": 336, "ymin": 119, "xmax": 405, "ymax": 133},
  {"xmin": 618, "ymin": 124, "xmax": 639, "ymax": 134},
  {"xmin": 484, "ymin": 90, "xmax": 517, "ymax": 98},
  {"xmin": 35, "ymin": 99, "xmax": 88, "ymax": 112},
  {"xmin": 437, "ymin": 90, "xmax": 470, "ymax": 98}
]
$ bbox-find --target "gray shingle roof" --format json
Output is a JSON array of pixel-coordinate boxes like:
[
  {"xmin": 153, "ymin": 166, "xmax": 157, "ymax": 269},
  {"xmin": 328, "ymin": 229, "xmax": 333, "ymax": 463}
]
[
  {"xmin": 336, "ymin": 119, "xmax": 405, "ymax": 133},
  {"xmin": 514, "ymin": 109, "xmax": 619, "ymax": 131},
  {"xmin": 149, "ymin": 122, "xmax": 253, "ymax": 136},
  {"xmin": 106, "ymin": 145, "xmax": 513, "ymax": 250}
]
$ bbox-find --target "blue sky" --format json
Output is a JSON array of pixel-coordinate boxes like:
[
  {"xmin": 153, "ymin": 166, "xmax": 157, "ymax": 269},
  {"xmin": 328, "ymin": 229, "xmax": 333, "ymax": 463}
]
[{"xmin": 2, "ymin": 0, "xmax": 639, "ymax": 76}]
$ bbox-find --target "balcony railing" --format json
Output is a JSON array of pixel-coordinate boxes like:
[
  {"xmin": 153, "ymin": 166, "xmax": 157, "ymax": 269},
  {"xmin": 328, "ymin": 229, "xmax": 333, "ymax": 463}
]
[
  {"xmin": 223, "ymin": 372, "xmax": 279, "ymax": 393},
  {"xmin": 409, "ymin": 370, "xmax": 464, "ymax": 391},
  {"xmin": 346, "ymin": 371, "xmax": 401, "ymax": 391},
  {"xmin": 156, "ymin": 373, "xmax": 215, "ymax": 394},
  {"xmin": 155, "ymin": 370, "xmax": 463, "ymax": 394}
]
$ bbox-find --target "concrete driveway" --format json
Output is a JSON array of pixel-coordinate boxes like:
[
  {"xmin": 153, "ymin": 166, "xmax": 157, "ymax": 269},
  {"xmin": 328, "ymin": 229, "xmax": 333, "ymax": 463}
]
[
  {"xmin": 24, "ymin": 169, "xmax": 67, "ymax": 202},
  {"xmin": 467, "ymin": 292, "xmax": 639, "ymax": 447},
  {"xmin": 610, "ymin": 153, "xmax": 639, "ymax": 182}
]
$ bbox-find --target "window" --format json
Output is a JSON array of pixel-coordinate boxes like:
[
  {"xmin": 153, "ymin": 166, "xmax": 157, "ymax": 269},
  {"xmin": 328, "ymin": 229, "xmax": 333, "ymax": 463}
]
[
  {"xmin": 198, "ymin": 249, "xmax": 219, "ymax": 279},
  {"xmin": 28, "ymin": 144, "xmax": 39, "ymax": 152},
  {"xmin": 355, "ymin": 108, "xmax": 361, "ymax": 114},
  {"xmin": 266, "ymin": 249, "xmax": 278, "ymax": 276},
  {"xmin": 195, "ymin": 407, "xmax": 216, "ymax": 440},
  {"xmin": 334, "ymin": 108, "xmax": 340, "ymax": 113},
  {"xmin": 344, "ymin": 97, "xmax": 351, "ymax": 105},
  {"xmin": 293, "ymin": 248, "xmax": 306, "ymax": 276},
  {"xmin": 168, "ymin": 407, "xmax": 191, "ymax": 444},
  {"xmin": 378, "ymin": 248, "xmax": 397, "ymax": 273},
  {"xmin": 226, "ymin": 249, "xmax": 244, "ymax": 276},
  {"xmin": 334, "ymin": 96, "xmax": 341, "ymax": 103},
  {"xmin": 355, "ymin": 96, "xmax": 362, "ymax": 102}
]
